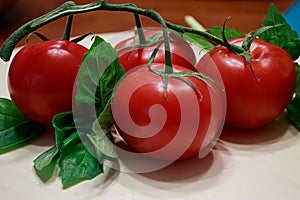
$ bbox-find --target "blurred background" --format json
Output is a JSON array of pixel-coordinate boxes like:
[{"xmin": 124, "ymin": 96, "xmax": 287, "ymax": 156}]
[{"xmin": 0, "ymin": 0, "xmax": 296, "ymax": 46}]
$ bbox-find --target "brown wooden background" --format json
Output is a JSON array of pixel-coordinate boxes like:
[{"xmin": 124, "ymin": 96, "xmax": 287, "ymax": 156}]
[{"xmin": 0, "ymin": 0, "xmax": 295, "ymax": 47}]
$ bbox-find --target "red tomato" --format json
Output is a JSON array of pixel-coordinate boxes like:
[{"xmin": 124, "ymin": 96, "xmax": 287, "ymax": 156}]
[
  {"xmin": 197, "ymin": 38, "xmax": 296, "ymax": 128},
  {"xmin": 8, "ymin": 40, "xmax": 88, "ymax": 123},
  {"xmin": 111, "ymin": 63, "xmax": 225, "ymax": 160},
  {"xmin": 115, "ymin": 29, "xmax": 196, "ymax": 72}
]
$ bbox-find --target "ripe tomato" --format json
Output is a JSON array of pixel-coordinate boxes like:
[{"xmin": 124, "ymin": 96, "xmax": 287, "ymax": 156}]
[
  {"xmin": 115, "ymin": 29, "xmax": 196, "ymax": 72},
  {"xmin": 197, "ymin": 38, "xmax": 296, "ymax": 128},
  {"xmin": 111, "ymin": 63, "xmax": 225, "ymax": 161},
  {"xmin": 8, "ymin": 40, "xmax": 88, "ymax": 123}
]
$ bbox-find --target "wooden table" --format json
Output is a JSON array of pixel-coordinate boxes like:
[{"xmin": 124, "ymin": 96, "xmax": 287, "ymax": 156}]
[{"xmin": 0, "ymin": 0, "xmax": 295, "ymax": 47}]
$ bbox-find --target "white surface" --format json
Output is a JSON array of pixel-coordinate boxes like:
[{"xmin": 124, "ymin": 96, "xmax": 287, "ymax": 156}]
[{"xmin": 0, "ymin": 32, "xmax": 300, "ymax": 200}]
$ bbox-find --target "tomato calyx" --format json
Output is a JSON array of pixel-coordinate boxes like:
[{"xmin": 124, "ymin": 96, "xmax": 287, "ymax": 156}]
[
  {"xmin": 146, "ymin": 56, "xmax": 223, "ymax": 100},
  {"xmin": 115, "ymin": 30, "xmax": 187, "ymax": 52},
  {"xmin": 153, "ymin": 68, "xmax": 223, "ymax": 100},
  {"xmin": 142, "ymin": 31, "xmax": 223, "ymax": 99},
  {"xmin": 222, "ymin": 19, "xmax": 284, "ymax": 81},
  {"xmin": 116, "ymin": 30, "xmax": 164, "ymax": 52}
]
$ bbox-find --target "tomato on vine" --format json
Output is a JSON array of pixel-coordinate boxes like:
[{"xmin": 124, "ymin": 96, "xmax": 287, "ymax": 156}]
[
  {"xmin": 197, "ymin": 38, "xmax": 296, "ymax": 128},
  {"xmin": 111, "ymin": 63, "xmax": 225, "ymax": 160},
  {"xmin": 8, "ymin": 40, "xmax": 88, "ymax": 123},
  {"xmin": 115, "ymin": 29, "xmax": 197, "ymax": 72}
]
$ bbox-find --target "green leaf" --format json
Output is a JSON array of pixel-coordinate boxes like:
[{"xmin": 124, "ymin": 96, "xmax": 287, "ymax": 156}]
[
  {"xmin": 184, "ymin": 26, "xmax": 244, "ymax": 51},
  {"xmin": 96, "ymin": 56, "xmax": 125, "ymax": 116},
  {"xmin": 59, "ymin": 132, "xmax": 103, "ymax": 188},
  {"xmin": 75, "ymin": 35, "xmax": 124, "ymax": 159},
  {"xmin": 184, "ymin": 32, "xmax": 215, "ymax": 51},
  {"xmin": 287, "ymin": 73, "xmax": 300, "ymax": 130},
  {"xmin": 34, "ymin": 36, "xmax": 125, "ymax": 188},
  {"xmin": 295, "ymin": 75, "xmax": 300, "ymax": 99},
  {"xmin": 34, "ymin": 146, "xmax": 58, "ymax": 171},
  {"xmin": 0, "ymin": 98, "xmax": 44, "ymax": 154},
  {"xmin": 76, "ymin": 36, "xmax": 125, "ymax": 117},
  {"xmin": 33, "ymin": 112, "xmax": 76, "ymax": 183},
  {"xmin": 207, "ymin": 26, "xmax": 244, "ymax": 40},
  {"xmin": 260, "ymin": 3, "xmax": 300, "ymax": 60},
  {"xmin": 88, "ymin": 102, "xmax": 117, "ymax": 160},
  {"xmin": 295, "ymin": 63, "xmax": 300, "ymax": 76},
  {"xmin": 33, "ymin": 111, "xmax": 75, "ymax": 171},
  {"xmin": 242, "ymin": 24, "xmax": 284, "ymax": 50},
  {"xmin": 34, "ymin": 111, "xmax": 104, "ymax": 187},
  {"xmin": 34, "ymin": 151, "xmax": 59, "ymax": 183},
  {"xmin": 287, "ymin": 96, "xmax": 300, "ymax": 130}
]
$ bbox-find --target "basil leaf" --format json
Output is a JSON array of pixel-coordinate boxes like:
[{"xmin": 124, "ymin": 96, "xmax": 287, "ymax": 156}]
[
  {"xmin": 59, "ymin": 132, "xmax": 103, "ymax": 188},
  {"xmin": 183, "ymin": 32, "xmax": 215, "ymax": 51},
  {"xmin": 287, "ymin": 72, "xmax": 300, "ymax": 129},
  {"xmin": 34, "ymin": 111, "xmax": 104, "ymax": 187},
  {"xmin": 33, "ymin": 111, "xmax": 74, "ymax": 171},
  {"xmin": 34, "ymin": 36, "xmax": 125, "ymax": 188},
  {"xmin": 34, "ymin": 146, "xmax": 58, "ymax": 171},
  {"xmin": 295, "ymin": 63, "xmax": 300, "ymax": 76},
  {"xmin": 0, "ymin": 98, "xmax": 44, "ymax": 154},
  {"xmin": 260, "ymin": 4, "xmax": 300, "ymax": 60},
  {"xmin": 287, "ymin": 97, "xmax": 300, "ymax": 130},
  {"xmin": 34, "ymin": 150, "xmax": 59, "ymax": 183},
  {"xmin": 33, "ymin": 111, "xmax": 77, "ymax": 183},
  {"xmin": 207, "ymin": 26, "xmax": 244, "ymax": 40},
  {"xmin": 184, "ymin": 26, "xmax": 244, "ymax": 51},
  {"xmin": 89, "ymin": 102, "xmax": 118, "ymax": 160},
  {"xmin": 75, "ymin": 35, "xmax": 124, "ymax": 160},
  {"xmin": 76, "ymin": 35, "xmax": 124, "ymax": 117},
  {"xmin": 95, "ymin": 53, "xmax": 125, "ymax": 116}
]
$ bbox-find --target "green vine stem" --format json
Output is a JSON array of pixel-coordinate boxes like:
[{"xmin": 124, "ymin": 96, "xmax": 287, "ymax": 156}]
[
  {"xmin": 133, "ymin": 14, "xmax": 147, "ymax": 44},
  {"xmin": 0, "ymin": 0, "xmax": 245, "ymax": 62},
  {"xmin": 0, "ymin": 0, "xmax": 230, "ymax": 104},
  {"xmin": 62, "ymin": 15, "xmax": 74, "ymax": 41},
  {"xmin": 0, "ymin": 1, "xmax": 177, "ymax": 73}
]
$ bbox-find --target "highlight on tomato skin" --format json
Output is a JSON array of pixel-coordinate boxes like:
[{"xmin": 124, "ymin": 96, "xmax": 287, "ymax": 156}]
[
  {"xmin": 8, "ymin": 40, "xmax": 88, "ymax": 123},
  {"xmin": 111, "ymin": 63, "xmax": 226, "ymax": 162},
  {"xmin": 197, "ymin": 38, "xmax": 297, "ymax": 129},
  {"xmin": 114, "ymin": 28, "xmax": 197, "ymax": 72}
]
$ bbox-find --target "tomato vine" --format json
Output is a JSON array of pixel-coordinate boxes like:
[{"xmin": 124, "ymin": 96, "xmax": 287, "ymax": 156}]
[
  {"xmin": 0, "ymin": 0, "xmax": 239, "ymax": 62},
  {"xmin": 0, "ymin": 0, "xmax": 230, "ymax": 99}
]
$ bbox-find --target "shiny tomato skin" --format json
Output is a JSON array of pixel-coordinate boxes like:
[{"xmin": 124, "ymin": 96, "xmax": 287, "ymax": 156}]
[
  {"xmin": 197, "ymin": 38, "xmax": 296, "ymax": 128},
  {"xmin": 112, "ymin": 64, "xmax": 220, "ymax": 160},
  {"xmin": 115, "ymin": 30, "xmax": 196, "ymax": 72},
  {"xmin": 8, "ymin": 40, "xmax": 88, "ymax": 123}
]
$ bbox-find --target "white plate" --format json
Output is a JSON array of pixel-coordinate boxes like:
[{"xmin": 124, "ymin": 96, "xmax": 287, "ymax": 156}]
[{"xmin": 0, "ymin": 32, "xmax": 300, "ymax": 200}]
